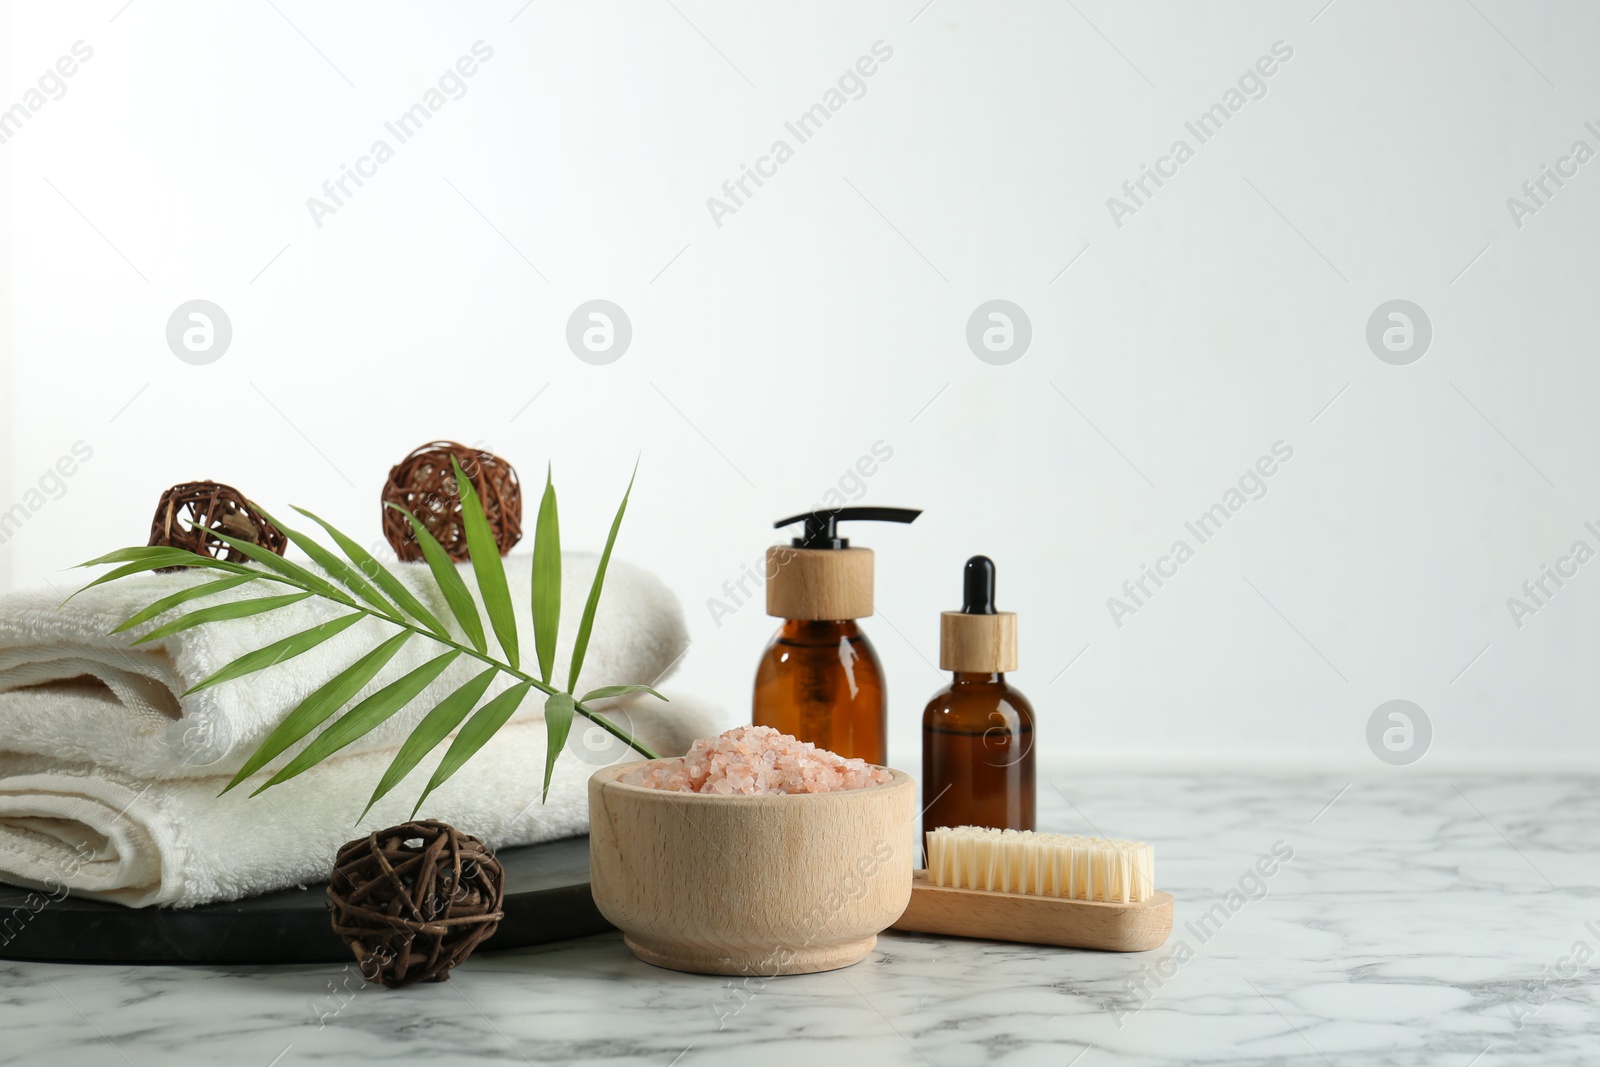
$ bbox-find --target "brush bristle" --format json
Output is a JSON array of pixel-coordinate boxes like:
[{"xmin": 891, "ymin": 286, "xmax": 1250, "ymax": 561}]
[{"xmin": 925, "ymin": 826, "xmax": 1155, "ymax": 904}]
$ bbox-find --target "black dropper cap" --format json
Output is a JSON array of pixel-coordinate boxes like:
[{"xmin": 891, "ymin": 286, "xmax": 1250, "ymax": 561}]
[
  {"xmin": 961, "ymin": 555, "xmax": 997, "ymax": 615},
  {"xmin": 774, "ymin": 507, "xmax": 921, "ymax": 549}
]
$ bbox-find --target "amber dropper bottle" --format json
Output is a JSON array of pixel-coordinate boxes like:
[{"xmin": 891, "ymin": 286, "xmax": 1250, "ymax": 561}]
[
  {"xmin": 921, "ymin": 556, "xmax": 1035, "ymax": 837},
  {"xmin": 752, "ymin": 507, "xmax": 921, "ymax": 765}
]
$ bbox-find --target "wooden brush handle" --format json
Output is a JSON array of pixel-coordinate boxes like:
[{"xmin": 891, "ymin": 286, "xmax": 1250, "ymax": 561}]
[{"xmin": 891, "ymin": 870, "xmax": 1173, "ymax": 952}]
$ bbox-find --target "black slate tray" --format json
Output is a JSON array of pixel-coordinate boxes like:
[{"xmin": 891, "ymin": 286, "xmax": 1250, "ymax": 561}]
[{"xmin": 0, "ymin": 835, "xmax": 609, "ymax": 964}]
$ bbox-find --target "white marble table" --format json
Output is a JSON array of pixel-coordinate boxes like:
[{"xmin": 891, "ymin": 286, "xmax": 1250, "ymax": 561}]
[{"xmin": 3, "ymin": 770, "xmax": 1597, "ymax": 1066}]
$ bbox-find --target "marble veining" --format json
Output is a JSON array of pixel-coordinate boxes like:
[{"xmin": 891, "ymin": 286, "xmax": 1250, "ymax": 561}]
[{"xmin": 2, "ymin": 769, "xmax": 1598, "ymax": 1066}]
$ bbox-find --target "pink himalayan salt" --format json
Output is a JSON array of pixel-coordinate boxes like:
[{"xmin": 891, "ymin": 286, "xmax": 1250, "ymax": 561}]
[{"xmin": 622, "ymin": 725, "xmax": 892, "ymax": 795}]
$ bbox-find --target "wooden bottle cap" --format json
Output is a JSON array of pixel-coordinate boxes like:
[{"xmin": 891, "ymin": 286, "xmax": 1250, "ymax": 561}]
[
  {"xmin": 940, "ymin": 611, "xmax": 1018, "ymax": 672},
  {"xmin": 766, "ymin": 546, "xmax": 874, "ymax": 620}
]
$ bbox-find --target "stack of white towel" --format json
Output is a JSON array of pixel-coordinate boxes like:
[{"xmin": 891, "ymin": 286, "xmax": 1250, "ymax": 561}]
[{"xmin": 0, "ymin": 554, "xmax": 724, "ymax": 907}]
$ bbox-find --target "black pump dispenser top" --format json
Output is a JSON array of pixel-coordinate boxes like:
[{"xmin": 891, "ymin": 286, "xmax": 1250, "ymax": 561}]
[
  {"xmin": 773, "ymin": 507, "xmax": 921, "ymax": 549},
  {"xmin": 961, "ymin": 555, "xmax": 997, "ymax": 615}
]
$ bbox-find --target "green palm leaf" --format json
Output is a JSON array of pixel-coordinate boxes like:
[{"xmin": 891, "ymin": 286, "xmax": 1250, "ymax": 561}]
[
  {"xmin": 185, "ymin": 613, "xmax": 367, "ymax": 697},
  {"xmin": 541, "ymin": 692, "xmax": 574, "ymax": 801},
  {"xmin": 413, "ymin": 681, "xmax": 530, "ymax": 816},
  {"xmin": 579, "ymin": 684, "xmax": 667, "ymax": 704},
  {"xmin": 78, "ymin": 458, "xmax": 670, "ymax": 815},
  {"xmin": 254, "ymin": 650, "xmax": 462, "ymax": 794},
  {"xmin": 388, "ymin": 505, "xmax": 486, "ymax": 652},
  {"xmin": 256, "ymin": 507, "xmax": 400, "ymax": 622},
  {"xmin": 110, "ymin": 575, "xmax": 257, "ymax": 634},
  {"xmin": 78, "ymin": 545, "xmax": 242, "ymax": 569},
  {"xmin": 452, "ymin": 459, "xmax": 518, "ymax": 670},
  {"xmin": 130, "ymin": 592, "xmax": 312, "ymax": 646},
  {"xmin": 290, "ymin": 507, "xmax": 449, "ymax": 638},
  {"xmin": 568, "ymin": 463, "xmax": 634, "ymax": 694},
  {"xmin": 362, "ymin": 667, "xmax": 497, "ymax": 819},
  {"xmin": 199, "ymin": 528, "xmax": 350, "ymax": 605},
  {"xmin": 532, "ymin": 466, "xmax": 560, "ymax": 684},
  {"xmin": 69, "ymin": 549, "xmax": 249, "ymax": 602},
  {"xmin": 221, "ymin": 630, "xmax": 412, "ymax": 792}
]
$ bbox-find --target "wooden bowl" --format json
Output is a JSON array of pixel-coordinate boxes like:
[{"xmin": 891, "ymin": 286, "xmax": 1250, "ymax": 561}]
[{"xmin": 588, "ymin": 762, "xmax": 915, "ymax": 976}]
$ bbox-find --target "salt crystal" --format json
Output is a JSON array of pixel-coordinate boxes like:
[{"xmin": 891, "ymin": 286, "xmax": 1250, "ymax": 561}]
[{"xmin": 621, "ymin": 725, "xmax": 893, "ymax": 794}]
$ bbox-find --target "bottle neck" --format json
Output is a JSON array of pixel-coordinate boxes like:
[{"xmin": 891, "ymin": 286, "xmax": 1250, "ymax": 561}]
[
  {"xmin": 778, "ymin": 618, "xmax": 863, "ymax": 643},
  {"xmin": 951, "ymin": 671, "xmax": 1003, "ymax": 685}
]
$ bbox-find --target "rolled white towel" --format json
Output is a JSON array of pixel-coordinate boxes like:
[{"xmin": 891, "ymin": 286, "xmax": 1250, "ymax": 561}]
[
  {"xmin": 0, "ymin": 553, "xmax": 687, "ymax": 779},
  {"xmin": 0, "ymin": 688, "xmax": 726, "ymax": 907}
]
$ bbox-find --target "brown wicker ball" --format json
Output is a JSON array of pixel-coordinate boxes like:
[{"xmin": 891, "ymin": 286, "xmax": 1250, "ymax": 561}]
[
  {"xmin": 328, "ymin": 820, "xmax": 505, "ymax": 988},
  {"xmin": 381, "ymin": 442, "xmax": 521, "ymax": 563},
  {"xmin": 148, "ymin": 481, "xmax": 286, "ymax": 569}
]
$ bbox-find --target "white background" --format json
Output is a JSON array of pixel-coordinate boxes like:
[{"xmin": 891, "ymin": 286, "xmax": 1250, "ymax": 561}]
[{"xmin": 2, "ymin": 1, "xmax": 1596, "ymax": 770}]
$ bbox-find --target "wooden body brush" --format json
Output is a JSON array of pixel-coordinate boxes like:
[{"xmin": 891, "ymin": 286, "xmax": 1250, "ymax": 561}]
[{"xmin": 891, "ymin": 826, "xmax": 1173, "ymax": 952}]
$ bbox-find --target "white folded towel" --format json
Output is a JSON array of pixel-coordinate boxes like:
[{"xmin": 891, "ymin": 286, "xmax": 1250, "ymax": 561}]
[
  {"xmin": 0, "ymin": 686, "xmax": 725, "ymax": 907},
  {"xmin": 0, "ymin": 553, "xmax": 718, "ymax": 907},
  {"xmin": 0, "ymin": 553, "xmax": 687, "ymax": 779}
]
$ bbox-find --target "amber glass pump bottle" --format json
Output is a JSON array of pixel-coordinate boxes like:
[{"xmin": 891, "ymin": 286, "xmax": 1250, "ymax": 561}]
[
  {"xmin": 752, "ymin": 507, "xmax": 921, "ymax": 765},
  {"xmin": 922, "ymin": 555, "xmax": 1035, "ymax": 837}
]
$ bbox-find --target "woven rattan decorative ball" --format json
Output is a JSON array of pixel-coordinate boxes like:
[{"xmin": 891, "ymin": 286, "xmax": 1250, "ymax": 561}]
[
  {"xmin": 147, "ymin": 481, "xmax": 286, "ymax": 568},
  {"xmin": 381, "ymin": 442, "xmax": 521, "ymax": 562},
  {"xmin": 328, "ymin": 820, "xmax": 505, "ymax": 988}
]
